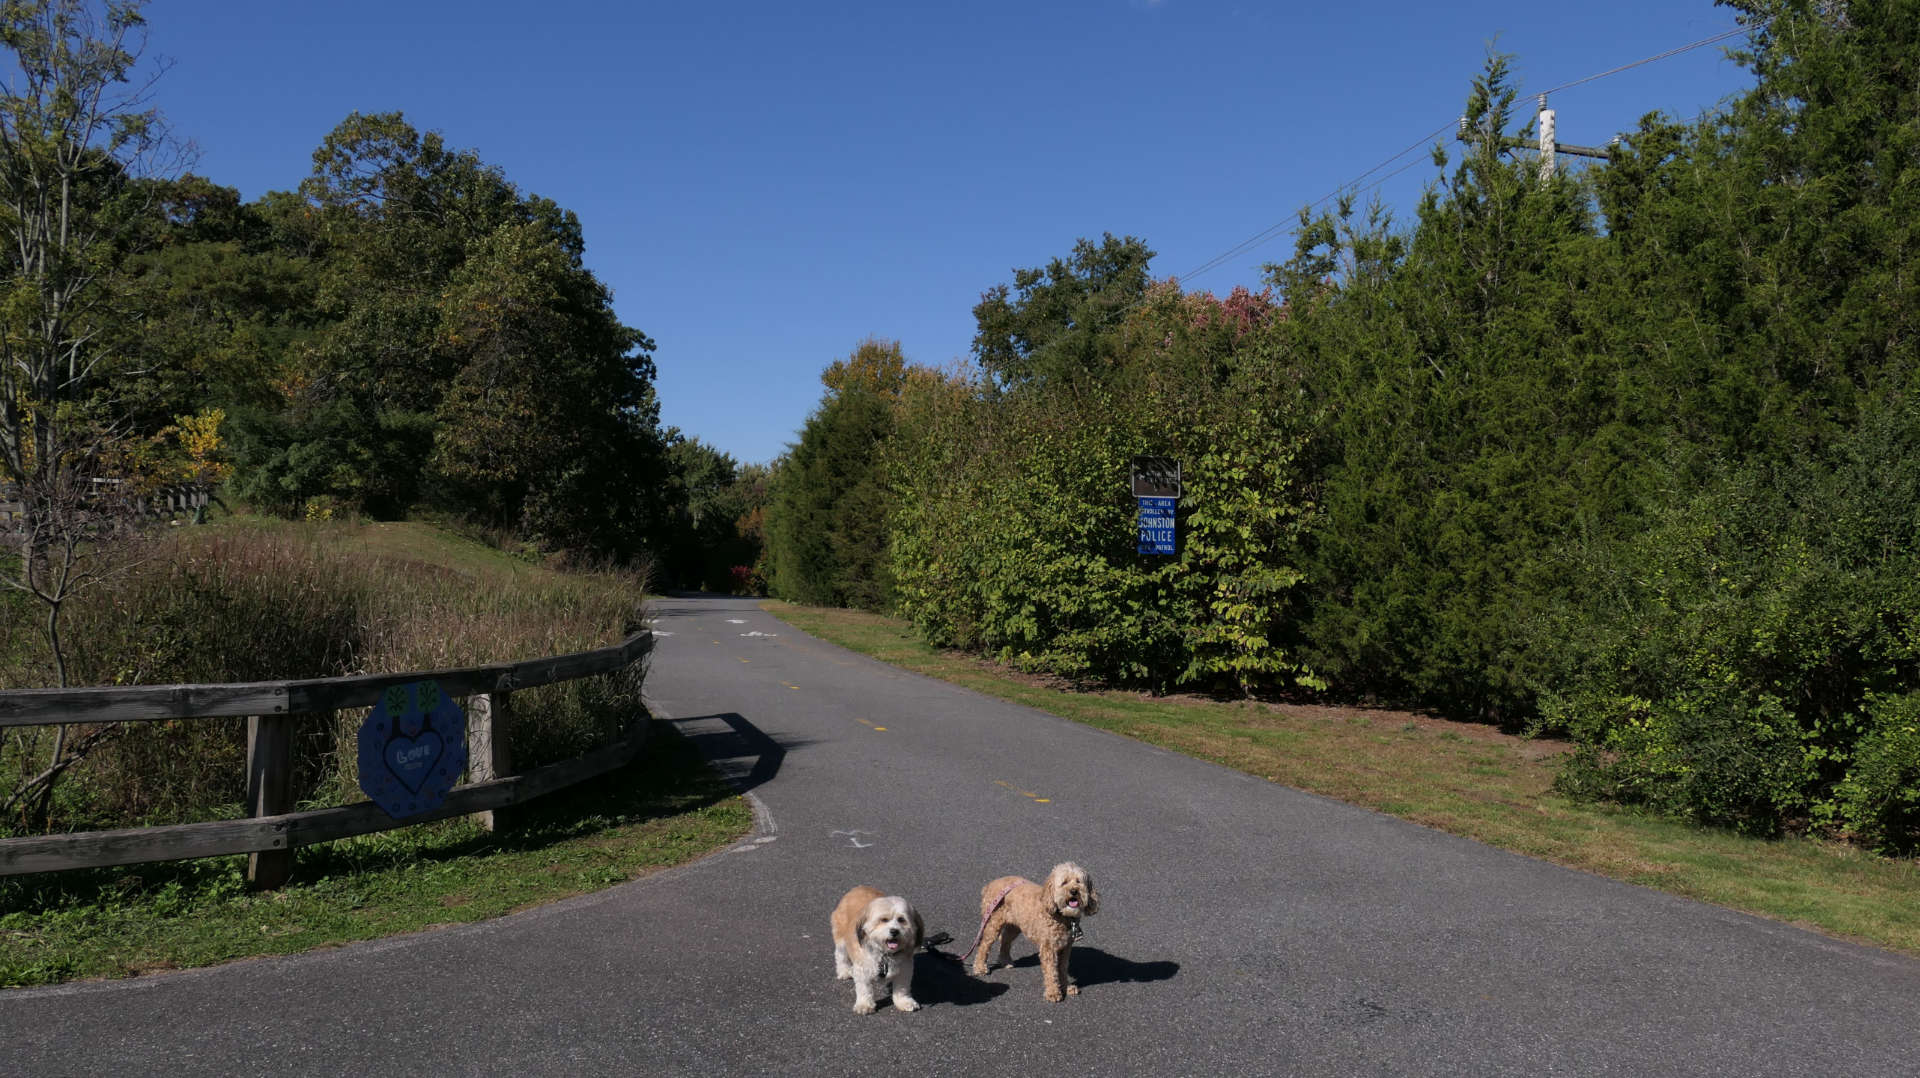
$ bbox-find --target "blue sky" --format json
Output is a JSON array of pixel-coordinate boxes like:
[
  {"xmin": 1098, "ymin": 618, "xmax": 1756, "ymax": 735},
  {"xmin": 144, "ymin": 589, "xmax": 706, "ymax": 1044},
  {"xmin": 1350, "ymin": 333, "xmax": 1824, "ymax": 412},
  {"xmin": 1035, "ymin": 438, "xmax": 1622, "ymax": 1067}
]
[{"xmin": 145, "ymin": 1, "xmax": 1758, "ymax": 466}]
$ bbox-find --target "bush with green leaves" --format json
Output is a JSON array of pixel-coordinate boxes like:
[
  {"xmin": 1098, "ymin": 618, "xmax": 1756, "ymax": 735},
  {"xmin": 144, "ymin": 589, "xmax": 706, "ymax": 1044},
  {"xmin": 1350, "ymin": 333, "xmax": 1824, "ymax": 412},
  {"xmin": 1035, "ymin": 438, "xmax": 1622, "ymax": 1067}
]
[
  {"xmin": 1834, "ymin": 693, "xmax": 1920, "ymax": 855},
  {"xmin": 227, "ymin": 401, "xmax": 435, "ymax": 520},
  {"xmin": 885, "ymin": 285, "xmax": 1318, "ymax": 694},
  {"xmin": 1540, "ymin": 399, "xmax": 1920, "ymax": 839}
]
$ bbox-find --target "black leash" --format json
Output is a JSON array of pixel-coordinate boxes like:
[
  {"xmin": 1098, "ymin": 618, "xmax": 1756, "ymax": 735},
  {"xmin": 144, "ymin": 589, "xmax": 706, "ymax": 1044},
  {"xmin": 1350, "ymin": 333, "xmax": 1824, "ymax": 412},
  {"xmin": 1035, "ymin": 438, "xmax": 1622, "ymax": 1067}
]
[{"xmin": 920, "ymin": 930, "xmax": 964, "ymax": 964}]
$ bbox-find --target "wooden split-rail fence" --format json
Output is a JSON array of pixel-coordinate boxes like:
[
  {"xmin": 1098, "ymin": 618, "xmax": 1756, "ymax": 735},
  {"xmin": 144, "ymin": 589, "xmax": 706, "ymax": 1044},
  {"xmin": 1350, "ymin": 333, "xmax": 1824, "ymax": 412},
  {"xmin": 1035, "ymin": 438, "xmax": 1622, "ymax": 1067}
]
[{"xmin": 0, "ymin": 630, "xmax": 654, "ymax": 889}]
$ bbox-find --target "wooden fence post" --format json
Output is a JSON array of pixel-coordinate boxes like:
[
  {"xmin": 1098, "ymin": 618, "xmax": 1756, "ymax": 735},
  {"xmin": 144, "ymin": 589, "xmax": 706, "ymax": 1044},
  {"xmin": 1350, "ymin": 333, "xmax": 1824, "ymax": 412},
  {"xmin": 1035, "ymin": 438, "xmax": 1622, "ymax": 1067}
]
[
  {"xmin": 245, "ymin": 714, "xmax": 294, "ymax": 889},
  {"xmin": 467, "ymin": 688, "xmax": 513, "ymax": 832}
]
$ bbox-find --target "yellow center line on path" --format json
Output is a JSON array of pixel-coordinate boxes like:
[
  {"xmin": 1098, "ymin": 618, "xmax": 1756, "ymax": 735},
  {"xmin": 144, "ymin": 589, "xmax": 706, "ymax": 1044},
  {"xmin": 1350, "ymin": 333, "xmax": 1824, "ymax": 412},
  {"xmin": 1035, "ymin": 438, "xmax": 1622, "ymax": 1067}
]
[
  {"xmin": 993, "ymin": 779, "xmax": 1050, "ymax": 803},
  {"xmin": 855, "ymin": 718, "xmax": 889, "ymax": 732},
  {"xmin": 782, "ymin": 681, "xmax": 800, "ymax": 690}
]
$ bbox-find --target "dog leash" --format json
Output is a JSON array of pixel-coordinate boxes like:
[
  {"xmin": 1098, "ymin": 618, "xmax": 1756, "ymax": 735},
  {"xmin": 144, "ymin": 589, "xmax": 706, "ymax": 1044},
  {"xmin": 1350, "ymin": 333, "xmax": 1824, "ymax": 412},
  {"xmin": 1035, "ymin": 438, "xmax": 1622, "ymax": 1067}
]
[
  {"xmin": 922, "ymin": 888, "xmax": 1087, "ymax": 965},
  {"xmin": 958, "ymin": 881, "xmax": 1022, "ymax": 964},
  {"xmin": 920, "ymin": 931, "xmax": 958, "ymax": 962}
]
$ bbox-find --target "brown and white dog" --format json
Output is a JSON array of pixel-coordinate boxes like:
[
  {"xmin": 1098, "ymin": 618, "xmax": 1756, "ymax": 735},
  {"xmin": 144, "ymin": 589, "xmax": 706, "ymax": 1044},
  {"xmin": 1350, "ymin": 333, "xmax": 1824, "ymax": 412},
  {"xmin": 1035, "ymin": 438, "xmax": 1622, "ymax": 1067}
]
[
  {"xmin": 830, "ymin": 885, "xmax": 924, "ymax": 1014},
  {"xmin": 970, "ymin": 861, "xmax": 1100, "ymax": 1001}
]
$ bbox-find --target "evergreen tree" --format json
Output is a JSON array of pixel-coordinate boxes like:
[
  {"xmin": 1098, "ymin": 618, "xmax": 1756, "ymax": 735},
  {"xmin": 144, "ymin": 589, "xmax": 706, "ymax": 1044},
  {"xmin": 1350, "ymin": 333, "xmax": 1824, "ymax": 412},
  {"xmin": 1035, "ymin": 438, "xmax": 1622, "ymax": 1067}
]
[
  {"xmin": 765, "ymin": 387, "xmax": 895, "ymax": 609},
  {"xmin": 1286, "ymin": 55, "xmax": 1631, "ymax": 722},
  {"xmin": 1536, "ymin": 0, "xmax": 1920, "ymax": 843},
  {"xmin": 764, "ymin": 340, "xmax": 911, "ymax": 609}
]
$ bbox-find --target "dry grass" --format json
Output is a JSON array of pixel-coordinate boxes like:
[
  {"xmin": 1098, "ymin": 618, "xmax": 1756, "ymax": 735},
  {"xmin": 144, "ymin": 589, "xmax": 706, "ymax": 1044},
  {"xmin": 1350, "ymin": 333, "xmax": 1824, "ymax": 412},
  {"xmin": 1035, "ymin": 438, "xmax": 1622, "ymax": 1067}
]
[{"xmin": 1, "ymin": 516, "xmax": 649, "ymax": 832}]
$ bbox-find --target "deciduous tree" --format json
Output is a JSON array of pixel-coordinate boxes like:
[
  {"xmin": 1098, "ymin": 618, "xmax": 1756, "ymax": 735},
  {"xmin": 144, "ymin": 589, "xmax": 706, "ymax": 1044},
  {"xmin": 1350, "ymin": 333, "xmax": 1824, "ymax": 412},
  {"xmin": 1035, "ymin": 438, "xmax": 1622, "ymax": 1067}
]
[
  {"xmin": 0, "ymin": 0, "xmax": 177, "ymax": 824},
  {"xmin": 971, "ymin": 233, "xmax": 1154, "ymax": 389}
]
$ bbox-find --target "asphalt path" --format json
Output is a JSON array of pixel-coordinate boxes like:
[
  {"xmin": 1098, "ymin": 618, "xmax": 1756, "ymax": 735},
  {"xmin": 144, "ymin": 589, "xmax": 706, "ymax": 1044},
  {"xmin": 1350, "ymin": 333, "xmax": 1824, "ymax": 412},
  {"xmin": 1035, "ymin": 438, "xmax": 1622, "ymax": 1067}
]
[{"xmin": 4, "ymin": 593, "xmax": 1920, "ymax": 1076}]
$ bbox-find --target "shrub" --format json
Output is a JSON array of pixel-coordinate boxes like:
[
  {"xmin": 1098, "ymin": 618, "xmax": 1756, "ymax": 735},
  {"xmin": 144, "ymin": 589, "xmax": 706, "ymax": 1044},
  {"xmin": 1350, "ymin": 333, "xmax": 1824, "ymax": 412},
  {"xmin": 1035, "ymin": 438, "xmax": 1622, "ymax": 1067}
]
[
  {"xmin": 1548, "ymin": 690, "xmax": 1816, "ymax": 836},
  {"xmin": 885, "ymin": 292, "xmax": 1317, "ymax": 694},
  {"xmin": 1834, "ymin": 693, "xmax": 1920, "ymax": 854},
  {"xmin": 1540, "ymin": 400, "xmax": 1920, "ymax": 836}
]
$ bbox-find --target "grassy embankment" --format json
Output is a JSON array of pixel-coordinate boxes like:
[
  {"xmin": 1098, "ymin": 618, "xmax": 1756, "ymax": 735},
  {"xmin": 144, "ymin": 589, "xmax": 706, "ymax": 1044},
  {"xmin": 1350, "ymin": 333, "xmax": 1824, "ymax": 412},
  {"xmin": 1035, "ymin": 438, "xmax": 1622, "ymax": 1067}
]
[
  {"xmin": 765, "ymin": 601, "xmax": 1920, "ymax": 959},
  {"xmin": 0, "ymin": 519, "xmax": 751, "ymax": 988}
]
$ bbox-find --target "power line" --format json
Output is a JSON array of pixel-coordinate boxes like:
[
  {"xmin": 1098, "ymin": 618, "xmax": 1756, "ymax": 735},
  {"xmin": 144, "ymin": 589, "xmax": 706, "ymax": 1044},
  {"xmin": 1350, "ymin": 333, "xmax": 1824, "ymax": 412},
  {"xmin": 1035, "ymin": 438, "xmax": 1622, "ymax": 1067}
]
[
  {"xmin": 1533, "ymin": 23, "xmax": 1755, "ymax": 98},
  {"xmin": 1174, "ymin": 119, "xmax": 1457, "ymax": 283},
  {"xmin": 997, "ymin": 15, "xmax": 1766, "ymax": 369},
  {"xmin": 1170, "ymin": 18, "xmax": 1765, "ymax": 289}
]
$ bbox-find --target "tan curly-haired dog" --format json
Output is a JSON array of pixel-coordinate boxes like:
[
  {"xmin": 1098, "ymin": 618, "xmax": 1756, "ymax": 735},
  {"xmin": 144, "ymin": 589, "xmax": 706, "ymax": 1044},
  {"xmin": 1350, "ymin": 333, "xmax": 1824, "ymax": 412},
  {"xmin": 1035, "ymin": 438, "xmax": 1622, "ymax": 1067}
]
[{"xmin": 969, "ymin": 861, "xmax": 1099, "ymax": 1001}]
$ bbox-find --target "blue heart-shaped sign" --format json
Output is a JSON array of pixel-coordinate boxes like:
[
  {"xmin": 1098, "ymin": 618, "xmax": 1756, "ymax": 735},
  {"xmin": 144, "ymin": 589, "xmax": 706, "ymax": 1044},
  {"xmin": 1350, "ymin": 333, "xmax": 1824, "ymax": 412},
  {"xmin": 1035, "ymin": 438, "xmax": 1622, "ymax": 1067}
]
[
  {"xmin": 385, "ymin": 730, "xmax": 444, "ymax": 793},
  {"xmin": 359, "ymin": 679, "xmax": 467, "ymax": 819}
]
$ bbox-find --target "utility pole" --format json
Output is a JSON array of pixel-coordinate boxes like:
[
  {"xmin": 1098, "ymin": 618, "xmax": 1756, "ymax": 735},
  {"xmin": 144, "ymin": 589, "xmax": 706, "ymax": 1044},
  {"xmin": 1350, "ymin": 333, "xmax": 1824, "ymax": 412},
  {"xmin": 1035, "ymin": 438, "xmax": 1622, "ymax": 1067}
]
[
  {"xmin": 1458, "ymin": 95, "xmax": 1617, "ymax": 182},
  {"xmin": 1532, "ymin": 95, "xmax": 1615, "ymax": 180}
]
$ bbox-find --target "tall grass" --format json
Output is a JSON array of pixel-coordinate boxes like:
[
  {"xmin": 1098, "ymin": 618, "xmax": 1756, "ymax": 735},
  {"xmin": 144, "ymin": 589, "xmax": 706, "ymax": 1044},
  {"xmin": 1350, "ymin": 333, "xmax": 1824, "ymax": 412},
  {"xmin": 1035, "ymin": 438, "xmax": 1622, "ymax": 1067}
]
[{"xmin": 0, "ymin": 519, "xmax": 649, "ymax": 834}]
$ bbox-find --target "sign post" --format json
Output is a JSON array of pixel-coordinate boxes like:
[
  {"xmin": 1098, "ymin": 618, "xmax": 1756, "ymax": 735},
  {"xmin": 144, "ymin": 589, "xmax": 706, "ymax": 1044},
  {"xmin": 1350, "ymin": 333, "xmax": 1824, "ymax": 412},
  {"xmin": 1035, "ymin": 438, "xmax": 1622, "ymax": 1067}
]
[{"xmin": 1131, "ymin": 456, "xmax": 1181, "ymax": 555}]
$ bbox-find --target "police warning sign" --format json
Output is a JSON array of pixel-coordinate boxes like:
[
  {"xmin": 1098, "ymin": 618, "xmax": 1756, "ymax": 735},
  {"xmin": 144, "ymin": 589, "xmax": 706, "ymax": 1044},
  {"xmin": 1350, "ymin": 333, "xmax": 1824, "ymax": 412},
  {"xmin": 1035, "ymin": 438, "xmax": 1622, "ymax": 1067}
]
[{"xmin": 1137, "ymin": 496, "xmax": 1177, "ymax": 555}]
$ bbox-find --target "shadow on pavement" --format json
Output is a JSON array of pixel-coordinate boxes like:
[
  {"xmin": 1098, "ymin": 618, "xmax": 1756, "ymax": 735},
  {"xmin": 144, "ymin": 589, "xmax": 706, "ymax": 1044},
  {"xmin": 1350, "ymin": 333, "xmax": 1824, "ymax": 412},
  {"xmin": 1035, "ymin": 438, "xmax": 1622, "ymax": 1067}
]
[
  {"xmin": 669, "ymin": 712, "xmax": 804, "ymax": 794},
  {"xmin": 910, "ymin": 954, "xmax": 1012, "ymax": 1008},
  {"xmin": 1068, "ymin": 946, "xmax": 1180, "ymax": 988},
  {"xmin": 996, "ymin": 946, "xmax": 1180, "ymax": 989}
]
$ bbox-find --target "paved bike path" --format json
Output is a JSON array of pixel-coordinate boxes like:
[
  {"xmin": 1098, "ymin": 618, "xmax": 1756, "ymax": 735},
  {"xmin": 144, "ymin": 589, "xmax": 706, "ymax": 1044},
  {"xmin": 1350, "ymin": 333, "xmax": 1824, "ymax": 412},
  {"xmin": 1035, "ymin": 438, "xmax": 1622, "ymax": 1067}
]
[{"xmin": 3, "ymin": 593, "xmax": 1918, "ymax": 1075}]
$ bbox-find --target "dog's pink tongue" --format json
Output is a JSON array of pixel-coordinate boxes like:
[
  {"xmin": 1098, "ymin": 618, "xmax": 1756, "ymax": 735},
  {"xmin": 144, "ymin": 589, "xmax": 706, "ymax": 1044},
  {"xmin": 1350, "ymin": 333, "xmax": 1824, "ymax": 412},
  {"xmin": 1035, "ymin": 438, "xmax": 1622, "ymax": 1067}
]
[
  {"xmin": 1068, "ymin": 899, "xmax": 1080, "ymax": 908},
  {"xmin": 885, "ymin": 939, "xmax": 901, "ymax": 952}
]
